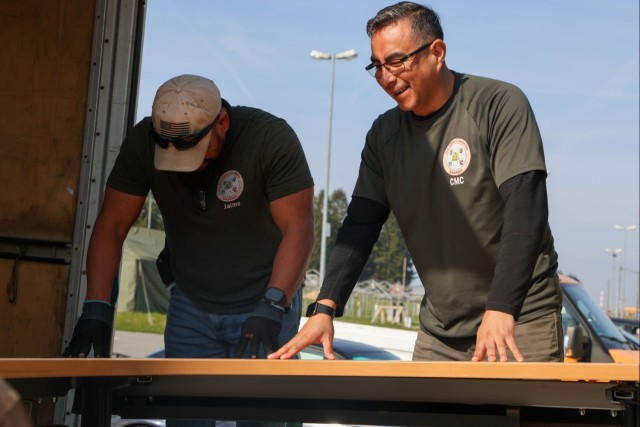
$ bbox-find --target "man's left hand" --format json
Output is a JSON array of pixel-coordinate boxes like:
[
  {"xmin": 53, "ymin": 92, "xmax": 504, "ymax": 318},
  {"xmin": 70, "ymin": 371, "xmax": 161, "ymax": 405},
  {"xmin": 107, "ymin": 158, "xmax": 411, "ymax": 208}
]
[
  {"xmin": 235, "ymin": 300, "xmax": 283, "ymax": 358},
  {"xmin": 471, "ymin": 310, "xmax": 524, "ymax": 362}
]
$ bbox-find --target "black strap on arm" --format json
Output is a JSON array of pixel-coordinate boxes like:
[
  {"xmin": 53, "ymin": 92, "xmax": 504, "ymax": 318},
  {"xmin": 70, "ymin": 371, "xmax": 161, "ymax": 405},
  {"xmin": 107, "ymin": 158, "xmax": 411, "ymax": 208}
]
[
  {"xmin": 486, "ymin": 170, "xmax": 549, "ymax": 319},
  {"xmin": 317, "ymin": 196, "xmax": 390, "ymax": 316}
]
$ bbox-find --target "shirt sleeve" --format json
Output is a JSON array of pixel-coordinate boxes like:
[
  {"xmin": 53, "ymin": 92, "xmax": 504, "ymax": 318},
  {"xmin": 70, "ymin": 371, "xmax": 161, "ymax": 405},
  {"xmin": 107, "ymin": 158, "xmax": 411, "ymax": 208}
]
[
  {"xmin": 106, "ymin": 118, "xmax": 154, "ymax": 196},
  {"xmin": 260, "ymin": 118, "xmax": 314, "ymax": 202},
  {"xmin": 485, "ymin": 170, "xmax": 549, "ymax": 318},
  {"xmin": 486, "ymin": 83, "xmax": 547, "ymax": 187},
  {"xmin": 351, "ymin": 125, "xmax": 391, "ymax": 208}
]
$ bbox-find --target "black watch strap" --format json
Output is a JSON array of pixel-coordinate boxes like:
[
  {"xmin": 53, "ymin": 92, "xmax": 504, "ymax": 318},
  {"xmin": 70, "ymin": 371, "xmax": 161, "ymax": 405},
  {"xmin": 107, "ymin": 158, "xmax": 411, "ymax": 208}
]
[
  {"xmin": 263, "ymin": 287, "xmax": 290, "ymax": 313},
  {"xmin": 306, "ymin": 301, "xmax": 335, "ymax": 318}
]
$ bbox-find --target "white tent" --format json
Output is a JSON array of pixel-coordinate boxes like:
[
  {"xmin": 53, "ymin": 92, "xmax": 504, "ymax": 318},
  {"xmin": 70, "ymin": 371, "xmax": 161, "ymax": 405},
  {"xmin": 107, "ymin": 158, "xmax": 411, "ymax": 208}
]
[{"xmin": 117, "ymin": 226, "xmax": 169, "ymax": 313}]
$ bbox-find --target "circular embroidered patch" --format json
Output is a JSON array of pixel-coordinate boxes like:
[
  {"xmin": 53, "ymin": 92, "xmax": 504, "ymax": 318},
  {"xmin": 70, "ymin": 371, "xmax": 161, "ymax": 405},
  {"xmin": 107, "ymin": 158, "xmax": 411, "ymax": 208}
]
[
  {"xmin": 442, "ymin": 138, "xmax": 471, "ymax": 176},
  {"xmin": 216, "ymin": 170, "xmax": 244, "ymax": 202}
]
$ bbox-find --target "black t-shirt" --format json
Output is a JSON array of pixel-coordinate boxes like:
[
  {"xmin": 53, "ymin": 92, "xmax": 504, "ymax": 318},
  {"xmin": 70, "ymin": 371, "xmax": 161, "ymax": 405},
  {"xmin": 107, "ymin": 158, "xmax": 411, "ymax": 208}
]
[{"xmin": 107, "ymin": 101, "xmax": 314, "ymax": 313}]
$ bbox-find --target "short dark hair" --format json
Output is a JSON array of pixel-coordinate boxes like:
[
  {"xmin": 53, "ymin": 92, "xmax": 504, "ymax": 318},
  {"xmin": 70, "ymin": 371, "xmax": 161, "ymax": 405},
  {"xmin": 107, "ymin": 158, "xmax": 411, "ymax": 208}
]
[{"xmin": 366, "ymin": 2, "xmax": 444, "ymax": 44}]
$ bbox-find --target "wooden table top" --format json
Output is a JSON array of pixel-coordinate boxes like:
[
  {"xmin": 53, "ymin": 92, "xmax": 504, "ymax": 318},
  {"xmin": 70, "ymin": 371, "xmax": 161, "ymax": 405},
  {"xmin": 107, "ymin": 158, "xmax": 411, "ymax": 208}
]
[{"xmin": 1, "ymin": 358, "xmax": 638, "ymax": 382}]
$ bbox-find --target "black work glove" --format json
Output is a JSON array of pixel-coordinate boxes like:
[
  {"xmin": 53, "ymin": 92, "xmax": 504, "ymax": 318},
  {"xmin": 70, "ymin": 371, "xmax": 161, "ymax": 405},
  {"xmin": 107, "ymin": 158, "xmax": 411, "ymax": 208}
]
[
  {"xmin": 235, "ymin": 300, "xmax": 284, "ymax": 358},
  {"xmin": 62, "ymin": 301, "xmax": 113, "ymax": 358}
]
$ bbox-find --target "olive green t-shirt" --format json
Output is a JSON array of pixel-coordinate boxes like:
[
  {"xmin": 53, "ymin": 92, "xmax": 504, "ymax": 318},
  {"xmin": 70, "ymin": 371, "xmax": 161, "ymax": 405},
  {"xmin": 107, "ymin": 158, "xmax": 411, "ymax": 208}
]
[{"xmin": 353, "ymin": 72, "xmax": 560, "ymax": 339}]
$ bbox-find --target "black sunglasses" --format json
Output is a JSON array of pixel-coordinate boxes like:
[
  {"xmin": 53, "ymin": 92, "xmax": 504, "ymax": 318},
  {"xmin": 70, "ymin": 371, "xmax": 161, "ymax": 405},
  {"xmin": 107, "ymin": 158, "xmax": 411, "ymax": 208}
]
[{"xmin": 152, "ymin": 115, "xmax": 219, "ymax": 150}]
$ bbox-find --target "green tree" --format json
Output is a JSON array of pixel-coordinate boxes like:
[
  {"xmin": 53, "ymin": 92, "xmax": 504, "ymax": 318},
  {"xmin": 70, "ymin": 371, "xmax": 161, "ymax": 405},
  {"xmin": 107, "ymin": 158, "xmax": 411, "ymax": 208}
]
[
  {"xmin": 362, "ymin": 211, "xmax": 414, "ymax": 286},
  {"xmin": 309, "ymin": 191, "xmax": 324, "ymax": 270},
  {"xmin": 311, "ymin": 189, "xmax": 414, "ymax": 288},
  {"xmin": 328, "ymin": 188, "xmax": 348, "ymax": 247}
]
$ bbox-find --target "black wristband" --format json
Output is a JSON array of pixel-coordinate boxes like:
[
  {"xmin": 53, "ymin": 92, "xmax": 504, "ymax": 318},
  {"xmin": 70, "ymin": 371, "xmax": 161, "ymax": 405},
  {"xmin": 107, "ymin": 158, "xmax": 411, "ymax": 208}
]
[
  {"xmin": 263, "ymin": 287, "xmax": 290, "ymax": 313},
  {"xmin": 306, "ymin": 301, "xmax": 335, "ymax": 318},
  {"xmin": 252, "ymin": 299, "xmax": 285, "ymax": 322},
  {"xmin": 80, "ymin": 301, "xmax": 113, "ymax": 324}
]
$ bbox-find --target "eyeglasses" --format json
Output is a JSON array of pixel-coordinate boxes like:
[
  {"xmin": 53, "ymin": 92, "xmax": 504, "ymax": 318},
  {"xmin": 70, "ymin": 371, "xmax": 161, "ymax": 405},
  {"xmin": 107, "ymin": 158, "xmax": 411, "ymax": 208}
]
[
  {"xmin": 365, "ymin": 42, "xmax": 433, "ymax": 78},
  {"xmin": 152, "ymin": 114, "xmax": 219, "ymax": 150}
]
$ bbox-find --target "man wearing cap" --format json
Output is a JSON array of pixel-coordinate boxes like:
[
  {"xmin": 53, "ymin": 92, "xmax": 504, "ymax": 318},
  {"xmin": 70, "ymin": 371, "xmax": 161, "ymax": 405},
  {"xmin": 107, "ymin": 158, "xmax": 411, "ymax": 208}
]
[{"xmin": 63, "ymin": 74, "xmax": 315, "ymax": 370}]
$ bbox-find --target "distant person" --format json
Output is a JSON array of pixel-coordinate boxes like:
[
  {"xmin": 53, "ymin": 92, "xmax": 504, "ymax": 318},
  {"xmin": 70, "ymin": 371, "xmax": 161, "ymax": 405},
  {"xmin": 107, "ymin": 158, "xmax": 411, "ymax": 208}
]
[
  {"xmin": 63, "ymin": 74, "xmax": 314, "ymax": 426},
  {"xmin": 271, "ymin": 1, "xmax": 562, "ymax": 363}
]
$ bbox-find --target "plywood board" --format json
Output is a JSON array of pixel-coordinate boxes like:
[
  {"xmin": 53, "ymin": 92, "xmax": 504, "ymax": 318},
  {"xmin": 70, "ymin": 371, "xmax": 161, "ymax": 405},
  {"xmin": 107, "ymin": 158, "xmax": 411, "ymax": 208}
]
[
  {"xmin": 0, "ymin": 259, "xmax": 70, "ymax": 357},
  {"xmin": 0, "ymin": 0, "xmax": 95, "ymax": 241}
]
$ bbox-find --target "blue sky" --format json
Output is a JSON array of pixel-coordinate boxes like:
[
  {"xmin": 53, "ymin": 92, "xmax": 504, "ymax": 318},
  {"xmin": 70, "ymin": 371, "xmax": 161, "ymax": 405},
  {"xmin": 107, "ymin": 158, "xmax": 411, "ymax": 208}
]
[{"xmin": 136, "ymin": 0, "xmax": 639, "ymax": 313}]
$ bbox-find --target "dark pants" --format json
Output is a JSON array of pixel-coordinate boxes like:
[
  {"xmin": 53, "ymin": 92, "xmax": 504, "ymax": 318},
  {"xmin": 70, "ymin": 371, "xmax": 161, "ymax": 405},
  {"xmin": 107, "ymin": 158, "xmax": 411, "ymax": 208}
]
[{"xmin": 165, "ymin": 285, "xmax": 302, "ymax": 427}]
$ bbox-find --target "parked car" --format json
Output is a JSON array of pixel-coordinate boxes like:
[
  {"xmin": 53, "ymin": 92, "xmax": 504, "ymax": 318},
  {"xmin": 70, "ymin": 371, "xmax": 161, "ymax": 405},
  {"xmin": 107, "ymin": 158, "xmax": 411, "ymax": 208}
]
[
  {"xmin": 617, "ymin": 328, "xmax": 640, "ymax": 349},
  {"xmin": 560, "ymin": 274, "xmax": 639, "ymax": 363},
  {"xmin": 610, "ymin": 317, "xmax": 640, "ymax": 336},
  {"xmin": 609, "ymin": 318, "xmax": 640, "ymax": 349},
  {"xmin": 111, "ymin": 416, "xmax": 164, "ymax": 427},
  {"xmin": 146, "ymin": 338, "xmax": 400, "ymax": 361},
  {"xmin": 298, "ymin": 338, "xmax": 401, "ymax": 360}
]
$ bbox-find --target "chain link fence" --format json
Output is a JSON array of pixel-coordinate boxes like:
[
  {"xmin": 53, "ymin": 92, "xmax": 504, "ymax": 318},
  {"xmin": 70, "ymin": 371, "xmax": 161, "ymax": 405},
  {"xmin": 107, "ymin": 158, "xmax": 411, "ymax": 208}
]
[{"xmin": 303, "ymin": 270, "xmax": 423, "ymax": 329}]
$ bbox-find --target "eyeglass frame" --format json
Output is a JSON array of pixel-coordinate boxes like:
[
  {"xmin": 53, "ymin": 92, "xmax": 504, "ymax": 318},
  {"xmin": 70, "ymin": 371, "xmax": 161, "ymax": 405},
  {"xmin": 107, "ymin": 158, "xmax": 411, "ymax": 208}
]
[
  {"xmin": 152, "ymin": 113, "xmax": 220, "ymax": 151},
  {"xmin": 365, "ymin": 41, "xmax": 434, "ymax": 78}
]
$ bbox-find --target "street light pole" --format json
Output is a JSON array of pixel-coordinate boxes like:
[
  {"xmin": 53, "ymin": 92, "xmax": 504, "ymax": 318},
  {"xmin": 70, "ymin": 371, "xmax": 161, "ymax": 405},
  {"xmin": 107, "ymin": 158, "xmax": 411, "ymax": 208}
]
[
  {"xmin": 310, "ymin": 49, "xmax": 357, "ymax": 286},
  {"xmin": 614, "ymin": 224, "xmax": 638, "ymax": 317},
  {"xmin": 605, "ymin": 247, "xmax": 623, "ymax": 316}
]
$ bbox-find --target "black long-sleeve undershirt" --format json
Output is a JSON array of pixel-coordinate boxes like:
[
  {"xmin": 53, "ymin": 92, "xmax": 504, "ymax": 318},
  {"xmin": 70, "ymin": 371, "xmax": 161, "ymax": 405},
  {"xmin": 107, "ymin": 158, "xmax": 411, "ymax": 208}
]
[
  {"xmin": 317, "ymin": 197, "xmax": 389, "ymax": 316},
  {"xmin": 486, "ymin": 170, "xmax": 549, "ymax": 319}
]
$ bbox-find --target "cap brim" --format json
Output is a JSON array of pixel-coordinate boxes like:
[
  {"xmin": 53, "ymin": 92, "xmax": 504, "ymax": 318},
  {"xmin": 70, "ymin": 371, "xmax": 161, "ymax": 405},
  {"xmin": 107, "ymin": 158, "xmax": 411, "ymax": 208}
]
[{"xmin": 154, "ymin": 132, "xmax": 210, "ymax": 172}]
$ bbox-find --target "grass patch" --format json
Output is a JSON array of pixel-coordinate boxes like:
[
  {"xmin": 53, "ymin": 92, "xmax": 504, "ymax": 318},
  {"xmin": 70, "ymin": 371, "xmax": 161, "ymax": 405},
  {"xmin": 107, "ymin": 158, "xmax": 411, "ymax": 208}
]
[
  {"xmin": 115, "ymin": 310, "xmax": 418, "ymax": 334},
  {"xmin": 115, "ymin": 311, "xmax": 166, "ymax": 334}
]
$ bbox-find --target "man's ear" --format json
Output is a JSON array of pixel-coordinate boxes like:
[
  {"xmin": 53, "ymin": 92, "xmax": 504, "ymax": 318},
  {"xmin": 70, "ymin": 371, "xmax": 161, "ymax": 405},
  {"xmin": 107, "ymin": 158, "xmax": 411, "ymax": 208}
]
[
  {"xmin": 218, "ymin": 109, "xmax": 230, "ymax": 132},
  {"xmin": 431, "ymin": 39, "xmax": 447, "ymax": 65}
]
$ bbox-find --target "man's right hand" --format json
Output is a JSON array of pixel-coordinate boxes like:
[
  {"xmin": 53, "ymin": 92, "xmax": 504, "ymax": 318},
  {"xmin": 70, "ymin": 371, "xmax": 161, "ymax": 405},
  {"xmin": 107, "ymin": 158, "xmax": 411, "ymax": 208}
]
[
  {"xmin": 268, "ymin": 312, "xmax": 335, "ymax": 360},
  {"xmin": 471, "ymin": 310, "xmax": 523, "ymax": 362},
  {"xmin": 62, "ymin": 301, "xmax": 113, "ymax": 358}
]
